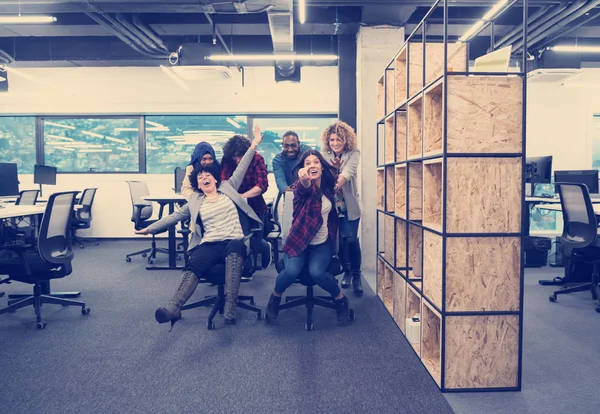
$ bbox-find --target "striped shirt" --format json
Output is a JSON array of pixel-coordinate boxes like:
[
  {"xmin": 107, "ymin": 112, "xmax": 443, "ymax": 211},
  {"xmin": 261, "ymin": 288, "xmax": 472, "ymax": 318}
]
[{"xmin": 199, "ymin": 192, "xmax": 244, "ymax": 244}]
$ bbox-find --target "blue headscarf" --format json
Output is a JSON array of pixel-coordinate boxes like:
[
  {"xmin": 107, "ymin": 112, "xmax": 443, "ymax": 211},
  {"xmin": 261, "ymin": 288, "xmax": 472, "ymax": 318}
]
[{"xmin": 189, "ymin": 141, "xmax": 219, "ymax": 168}]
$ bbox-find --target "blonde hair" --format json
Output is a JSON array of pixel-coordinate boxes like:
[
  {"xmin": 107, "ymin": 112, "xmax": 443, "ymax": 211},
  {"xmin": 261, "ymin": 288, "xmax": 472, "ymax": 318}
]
[{"xmin": 320, "ymin": 120, "xmax": 357, "ymax": 153}]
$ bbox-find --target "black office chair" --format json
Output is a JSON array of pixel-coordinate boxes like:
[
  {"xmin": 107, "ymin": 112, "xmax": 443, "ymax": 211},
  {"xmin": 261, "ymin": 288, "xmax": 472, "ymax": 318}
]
[
  {"xmin": 0, "ymin": 191, "xmax": 90, "ymax": 329},
  {"xmin": 125, "ymin": 181, "xmax": 169, "ymax": 264},
  {"xmin": 181, "ymin": 211, "xmax": 263, "ymax": 329},
  {"xmin": 174, "ymin": 166, "xmax": 186, "ymax": 194},
  {"xmin": 71, "ymin": 188, "xmax": 99, "ymax": 249},
  {"xmin": 15, "ymin": 189, "xmax": 40, "ymax": 205},
  {"xmin": 549, "ymin": 183, "xmax": 600, "ymax": 313},
  {"xmin": 7, "ymin": 190, "xmax": 41, "ymax": 243},
  {"xmin": 270, "ymin": 256, "xmax": 355, "ymax": 331}
]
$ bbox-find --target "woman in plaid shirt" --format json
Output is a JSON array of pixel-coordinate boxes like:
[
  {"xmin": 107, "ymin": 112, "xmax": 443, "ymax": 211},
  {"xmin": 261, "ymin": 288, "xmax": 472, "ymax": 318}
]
[{"xmin": 266, "ymin": 150, "xmax": 351, "ymax": 323}]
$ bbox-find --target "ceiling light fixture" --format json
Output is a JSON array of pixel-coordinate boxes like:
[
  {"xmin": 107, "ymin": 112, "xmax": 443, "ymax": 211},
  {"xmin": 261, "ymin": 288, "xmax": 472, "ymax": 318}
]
[
  {"xmin": 0, "ymin": 15, "xmax": 57, "ymax": 24},
  {"xmin": 299, "ymin": 0, "xmax": 306, "ymax": 24},
  {"xmin": 226, "ymin": 118, "xmax": 241, "ymax": 129},
  {"xmin": 550, "ymin": 45, "xmax": 600, "ymax": 53},
  {"xmin": 207, "ymin": 54, "xmax": 338, "ymax": 61},
  {"xmin": 45, "ymin": 121, "xmax": 75, "ymax": 130},
  {"xmin": 458, "ymin": 0, "xmax": 509, "ymax": 42}
]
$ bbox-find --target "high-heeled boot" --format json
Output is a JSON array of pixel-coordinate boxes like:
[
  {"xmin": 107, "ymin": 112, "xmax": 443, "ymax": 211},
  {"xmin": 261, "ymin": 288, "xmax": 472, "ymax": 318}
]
[
  {"xmin": 224, "ymin": 252, "xmax": 244, "ymax": 324},
  {"xmin": 349, "ymin": 239, "xmax": 364, "ymax": 297},
  {"xmin": 339, "ymin": 238, "xmax": 352, "ymax": 289},
  {"xmin": 155, "ymin": 270, "xmax": 199, "ymax": 330}
]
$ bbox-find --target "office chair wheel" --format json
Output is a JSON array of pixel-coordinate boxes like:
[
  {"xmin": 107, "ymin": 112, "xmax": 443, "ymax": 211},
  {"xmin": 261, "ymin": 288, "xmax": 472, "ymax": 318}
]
[
  {"xmin": 142, "ymin": 253, "xmax": 147, "ymax": 258},
  {"xmin": 37, "ymin": 321, "xmax": 47, "ymax": 330},
  {"xmin": 148, "ymin": 259, "xmax": 154, "ymax": 264},
  {"xmin": 207, "ymin": 321, "xmax": 216, "ymax": 330},
  {"xmin": 349, "ymin": 309, "xmax": 356, "ymax": 321},
  {"xmin": 81, "ymin": 307, "xmax": 90, "ymax": 315},
  {"xmin": 126, "ymin": 257, "xmax": 131, "ymax": 263},
  {"xmin": 256, "ymin": 311, "xmax": 263, "ymax": 320},
  {"xmin": 250, "ymin": 298, "xmax": 255, "ymax": 306},
  {"xmin": 305, "ymin": 322, "xmax": 314, "ymax": 331},
  {"xmin": 549, "ymin": 295, "xmax": 557, "ymax": 302},
  {"xmin": 79, "ymin": 245, "xmax": 84, "ymax": 249}
]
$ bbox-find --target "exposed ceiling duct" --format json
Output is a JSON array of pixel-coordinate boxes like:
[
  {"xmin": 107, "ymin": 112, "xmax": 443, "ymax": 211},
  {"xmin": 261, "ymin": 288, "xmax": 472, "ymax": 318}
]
[{"xmin": 267, "ymin": 0, "xmax": 296, "ymax": 77}]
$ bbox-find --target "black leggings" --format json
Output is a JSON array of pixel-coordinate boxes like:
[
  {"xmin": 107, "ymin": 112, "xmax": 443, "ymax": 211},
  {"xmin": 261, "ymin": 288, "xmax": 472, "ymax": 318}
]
[{"xmin": 185, "ymin": 240, "xmax": 246, "ymax": 277}]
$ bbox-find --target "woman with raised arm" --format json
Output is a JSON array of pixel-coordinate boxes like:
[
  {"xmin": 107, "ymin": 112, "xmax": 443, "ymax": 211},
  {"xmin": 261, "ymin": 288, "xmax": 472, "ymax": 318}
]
[
  {"xmin": 321, "ymin": 121, "xmax": 363, "ymax": 297},
  {"xmin": 136, "ymin": 127, "xmax": 263, "ymax": 328},
  {"xmin": 265, "ymin": 150, "xmax": 351, "ymax": 323},
  {"xmin": 180, "ymin": 141, "xmax": 220, "ymax": 201}
]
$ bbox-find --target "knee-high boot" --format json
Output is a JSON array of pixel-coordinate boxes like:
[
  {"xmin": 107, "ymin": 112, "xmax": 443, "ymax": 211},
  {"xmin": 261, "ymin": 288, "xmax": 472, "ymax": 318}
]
[
  {"xmin": 339, "ymin": 238, "xmax": 352, "ymax": 289},
  {"xmin": 224, "ymin": 252, "xmax": 244, "ymax": 324},
  {"xmin": 349, "ymin": 239, "xmax": 364, "ymax": 297},
  {"xmin": 155, "ymin": 270, "xmax": 199, "ymax": 329}
]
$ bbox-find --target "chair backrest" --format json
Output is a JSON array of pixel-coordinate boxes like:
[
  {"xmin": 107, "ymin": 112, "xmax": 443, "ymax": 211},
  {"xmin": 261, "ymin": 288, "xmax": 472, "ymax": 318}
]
[
  {"xmin": 556, "ymin": 182, "xmax": 599, "ymax": 249},
  {"xmin": 174, "ymin": 167, "xmax": 186, "ymax": 194},
  {"xmin": 76, "ymin": 188, "xmax": 97, "ymax": 222},
  {"xmin": 16, "ymin": 189, "xmax": 40, "ymax": 206},
  {"xmin": 38, "ymin": 191, "xmax": 78, "ymax": 265},
  {"xmin": 127, "ymin": 181, "xmax": 153, "ymax": 223}
]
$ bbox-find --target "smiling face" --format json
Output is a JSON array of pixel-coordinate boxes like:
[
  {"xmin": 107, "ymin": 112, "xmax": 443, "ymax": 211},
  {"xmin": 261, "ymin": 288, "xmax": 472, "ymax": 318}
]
[
  {"xmin": 282, "ymin": 135, "xmax": 300, "ymax": 159},
  {"xmin": 197, "ymin": 171, "xmax": 217, "ymax": 194},
  {"xmin": 304, "ymin": 154, "xmax": 323, "ymax": 181},
  {"xmin": 328, "ymin": 133, "xmax": 345, "ymax": 154},
  {"xmin": 200, "ymin": 153, "xmax": 214, "ymax": 167}
]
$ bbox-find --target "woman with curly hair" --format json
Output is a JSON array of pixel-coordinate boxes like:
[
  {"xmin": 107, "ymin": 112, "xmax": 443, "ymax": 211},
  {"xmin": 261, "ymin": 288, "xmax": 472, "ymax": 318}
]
[
  {"xmin": 320, "ymin": 121, "xmax": 363, "ymax": 297},
  {"xmin": 220, "ymin": 134, "xmax": 271, "ymax": 268}
]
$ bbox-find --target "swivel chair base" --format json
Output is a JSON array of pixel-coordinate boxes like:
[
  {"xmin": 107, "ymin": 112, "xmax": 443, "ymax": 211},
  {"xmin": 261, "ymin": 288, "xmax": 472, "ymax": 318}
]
[
  {"xmin": 273, "ymin": 285, "xmax": 355, "ymax": 331},
  {"xmin": 73, "ymin": 235, "xmax": 100, "ymax": 249},
  {"xmin": 549, "ymin": 262, "xmax": 600, "ymax": 313},
  {"xmin": 181, "ymin": 285, "xmax": 262, "ymax": 330},
  {"xmin": 0, "ymin": 283, "xmax": 90, "ymax": 329},
  {"xmin": 126, "ymin": 237, "xmax": 171, "ymax": 264}
]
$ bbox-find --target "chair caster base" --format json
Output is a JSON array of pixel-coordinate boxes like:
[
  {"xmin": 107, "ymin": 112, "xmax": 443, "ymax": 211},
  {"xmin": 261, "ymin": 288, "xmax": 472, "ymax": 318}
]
[
  {"xmin": 142, "ymin": 253, "xmax": 147, "ymax": 258},
  {"xmin": 349, "ymin": 309, "xmax": 356, "ymax": 321},
  {"xmin": 207, "ymin": 321, "xmax": 216, "ymax": 330},
  {"xmin": 81, "ymin": 307, "xmax": 91, "ymax": 315},
  {"xmin": 126, "ymin": 257, "xmax": 131, "ymax": 262},
  {"xmin": 549, "ymin": 295, "xmax": 557, "ymax": 302},
  {"xmin": 256, "ymin": 311, "xmax": 263, "ymax": 320},
  {"xmin": 595, "ymin": 305, "xmax": 600, "ymax": 313},
  {"xmin": 37, "ymin": 321, "xmax": 47, "ymax": 330},
  {"xmin": 305, "ymin": 322, "xmax": 314, "ymax": 331}
]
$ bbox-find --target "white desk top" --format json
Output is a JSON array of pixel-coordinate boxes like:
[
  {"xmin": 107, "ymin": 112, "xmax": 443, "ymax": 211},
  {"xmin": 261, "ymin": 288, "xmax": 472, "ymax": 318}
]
[
  {"xmin": 0, "ymin": 205, "xmax": 46, "ymax": 219},
  {"xmin": 536, "ymin": 203, "xmax": 600, "ymax": 216},
  {"xmin": 143, "ymin": 194, "xmax": 187, "ymax": 203},
  {"xmin": 526, "ymin": 196, "xmax": 561, "ymax": 203}
]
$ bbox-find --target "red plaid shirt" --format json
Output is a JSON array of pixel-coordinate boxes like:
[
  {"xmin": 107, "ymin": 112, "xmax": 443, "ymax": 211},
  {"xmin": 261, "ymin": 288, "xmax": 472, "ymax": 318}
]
[
  {"xmin": 282, "ymin": 181, "xmax": 338, "ymax": 257},
  {"xmin": 221, "ymin": 153, "xmax": 269, "ymax": 217}
]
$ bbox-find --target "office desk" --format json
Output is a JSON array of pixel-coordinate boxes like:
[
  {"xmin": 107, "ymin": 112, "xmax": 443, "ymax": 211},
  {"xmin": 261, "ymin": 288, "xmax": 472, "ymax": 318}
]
[
  {"xmin": 143, "ymin": 194, "xmax": 186, "ymax": 271},
  {"xmin": 535, "ymin": 203, "xmax": 600, "ymax": 216}
]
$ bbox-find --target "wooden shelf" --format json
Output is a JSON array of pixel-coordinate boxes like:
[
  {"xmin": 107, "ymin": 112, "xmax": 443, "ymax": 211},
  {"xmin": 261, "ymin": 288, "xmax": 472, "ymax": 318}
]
[
  {"xmin": 385, "ymin": 166, "xmax": 395, "ymax": 213},
  {"xmin": 422, "ymin": 300, "xmax": 442, "ymax": 387},
  {"xmin": 425, "ymin": 42, "xmax": 467, "ymax": 84},
  {"xmin": 395, "ymin": 165, "xmax": 407, "ymax": 218},
  {"xmin": 408, "ymin": 162, "xmax": 422, "ymax": 220},
  {"xmin": 393, "ymin": 274, "xmax": 407, "ymax": 334},
  {"xmin": 395, "ymin": 219, "xmax": 407, "ymax": 269},
  {"xmin": 395, "ymin": 47, "xmax": 407, "ymax": 106},
  {"xmin": 423, "ymin": 231, "xmax": 443, "ymax": 309},
  {"xmin": 378, "ymin": 261, "xmax": 394, "ymax": 314},
  {"xmin": 423, "ymin": 79, "xmax": 443, "ymax": 156},
  {"xmin": 377, "ymin": 169, "xmax": 384, "ymax": 210},
  {"xmin": 406, "ymin": 284, "xmax": 422, "ymax": 355},
  {"xmin": 408, "ymin": 223, "xmax": 423, "ymax": 280},
  {"xmin": 407, "ymin": 94, "xmax": 423, "ymax": 160},
  {"xmin": 384, "ymin": 214, "xmax": 395, "ymax": 267},
  {"xmin": 396, "ymin": 111, "xmax": 407, "ymax": 163},
  {"xmin": 386, "ymin": 69, "xmax": 395, "ymax": 116},
  {"xmin": 423, "ymin": 159, "xmax": 443, "ymax": 232},
  {"xmin": 377, "ymin": 75, "xmax": 385, "ymax": 120},
  {"xmin": 385, "ymin": 115, "xmax": 395, "ymax": 164},
  {"xmin": 408, "ymin": 41, "xmax": 423, "ymax": 98}
]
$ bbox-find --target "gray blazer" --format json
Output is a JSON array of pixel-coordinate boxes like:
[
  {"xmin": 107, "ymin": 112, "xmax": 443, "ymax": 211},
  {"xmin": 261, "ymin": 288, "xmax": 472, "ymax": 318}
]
[
  {"xmin": 146, "ymin": 148, "xmax": 262, "ymax": 251},
  {"xmin": 322, "ymin": 148, "xmax": 362, "ymax": 221}
]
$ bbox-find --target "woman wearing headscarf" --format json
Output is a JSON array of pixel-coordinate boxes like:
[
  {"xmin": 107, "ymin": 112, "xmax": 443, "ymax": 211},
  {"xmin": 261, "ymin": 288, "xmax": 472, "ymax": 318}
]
[{"xmin": 181, "ymin": 142, "xmax": 220, "ymax": 201}]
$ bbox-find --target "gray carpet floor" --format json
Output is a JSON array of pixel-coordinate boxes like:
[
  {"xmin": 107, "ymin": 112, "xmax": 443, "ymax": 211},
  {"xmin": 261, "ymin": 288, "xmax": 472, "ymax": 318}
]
[{"xmin": 0, "ymin": 240, "xmax": 453, "ymax": 414}]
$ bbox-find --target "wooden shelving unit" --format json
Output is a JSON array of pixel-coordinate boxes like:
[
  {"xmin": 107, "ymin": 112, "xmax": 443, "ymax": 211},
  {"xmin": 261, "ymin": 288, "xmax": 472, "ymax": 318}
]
[{"xmin": 375, "ymin": 0, "xmax": 526, "ymax": 392}]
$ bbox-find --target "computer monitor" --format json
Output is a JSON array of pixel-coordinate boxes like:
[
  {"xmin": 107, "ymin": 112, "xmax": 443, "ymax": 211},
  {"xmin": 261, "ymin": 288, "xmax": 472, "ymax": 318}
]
[
  {"xmin": 34, "ymin": 164, "xmax": 57, "ymax": 185},
  {"xmin": 0, "ymin": 162, "xmax": 19, "ymax": 197},
  {"xmin": 174, "ymin": 166, "xmax": 186, "ymax": 194},
  {"xmin": 554, "ymin": 170, "xmax": 599, "ymax": 194}
]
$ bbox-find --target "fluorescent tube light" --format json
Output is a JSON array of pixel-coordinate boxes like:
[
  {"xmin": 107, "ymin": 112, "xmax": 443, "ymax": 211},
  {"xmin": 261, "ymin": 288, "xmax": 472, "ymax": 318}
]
[
  {"xmin": 268, "ymin": 126, "xmax": 319, "ymax": 131},
  {"xmin": 105, "ymin": 136, "xmax": 127, "ymax": 144},
  {"xmin": 226, "ymin": 118, "xmax": 241, "ymax": 129},
  {"xmin": 147, "ymin": 146, "xmax": 159, "ymax": 150},
  {"xmin": 45, "ymin": 121, "xmax": 75, "ymax": 130},
  {"xmin": 117, "ymin": 146, "xmax": 132, "ymax": 152},
  {"xmin": 46, "ymin": 134, "xmax": 74, "ymax": 141},
  {"xmin": 145, "ymin": 120, "xmax": 166, "ymax": 128},
  {"xmin": 299, "ymin": 0, "xmax": 306, "ymax": 24},
  {"xmin": 207, "ymin": 54, "xmax": 338, "ymax": 61},
  {"xmin": 482, "ymin": 0, "xmax": 509, "ymax": 20},
  {"xmin": 183, "ymin": 130, "xmax": 233, "ymax": 135},
  {"xmin": 458, "ymin": 20, "xmax": 484, "ymax": 42},
  {"xmin": 114, "ymin": 127, "xmax": 139, "ymax": 133},
  {"xmin": 0, "ymin": 15, "xmax": 57, "ymax": 24},
  {"xmin": 79, "ymin": 149, "xmax": 112, "ymax": 153},
  {"xmin": 81, "ymin": 130, "xmax": 104, "ymax": 138},
  {"xmin": 458, "ymin": 0, "xmax": 509, "ymax": 42},
  {"xmin": 146, "ymin": 126, "xmax": 170, "ymax": 132},
  {"xmin": 54, "ymin": 146, "xmax": 75, "ymax": 152},
  {"xmin": 551, "ymin": 45, "xmax": 600, "ymax": 53}
]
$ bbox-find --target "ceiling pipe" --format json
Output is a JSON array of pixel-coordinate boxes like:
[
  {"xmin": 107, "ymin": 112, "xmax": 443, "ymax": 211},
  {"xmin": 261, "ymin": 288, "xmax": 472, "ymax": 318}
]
[
  {"xmin": 267, "ymin": 0, "xmax": 295, "ymax": 78},
  {"xmin": 0, "ymin": 49, "xmax": 15, "ymax": 64},
  {"xmin": 512, "ymin": 0, "xmax": 589, "ymax": 52},
  {"xmin": 116, "ymin": 13, "xmax": 166, "ymax": 53},
  {"xmin": 95, "ymin": 12, "xmax": 168, "ymax": 56},
  {"xmin": 131, "ymin": 14, "xmax": 169, "ymax": 52},
  {"xmin": 494, "ymin": 4, "xmax": 556, "ymax": 49},
  {"xmin": 536, "ymin": 9, "xmax": 600, "ymax": 50}
]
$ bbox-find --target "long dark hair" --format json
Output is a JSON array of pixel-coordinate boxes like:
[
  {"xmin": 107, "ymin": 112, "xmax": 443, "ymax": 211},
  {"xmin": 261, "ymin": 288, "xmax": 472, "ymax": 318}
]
[{"xmin": 292, "ymin": 150, "xmax": 337, "ymax": 200}]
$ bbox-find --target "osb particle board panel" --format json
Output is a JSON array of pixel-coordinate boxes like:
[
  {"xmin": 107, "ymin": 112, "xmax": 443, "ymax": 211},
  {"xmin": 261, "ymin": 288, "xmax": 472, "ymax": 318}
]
[
  {"xmin": 446, "ymin": 76, "xmax": 522, "ymax": 154},
  {"xmin": 386, "ymin": 166, "xmax": 395, "ymax": 212},
  {"xmin": 408, "ymin": 224, "xmax": 423, "ymax": 278},
  {"xmin": 423, "ymin": 162, "xmax": 443, "ymax": 232},
  {"xmin": 423, "ymin": 231, "xmax": 443, "ymax": 309},
  {"xmin": 445, "ymin": 315, "xmax": 519, "ymax": 389},
  {"xmin": 393, "ymin": 275, "xmax": 407, "ymax": 333},
  {"xmin": 406, "ymin": 285, "xmax": 421, "ymax": 321},
  {"xmin": 423, "ymin": 85, "xmax": 443, "ymax": 155},
  {"xmin": 386, "ymin": 70, "xmax": 395, "ymax": 114},
  {"xmin": 409, "ymin": 42, "xmax": 424, "ymax": 97},
  {"xmin": 377, "ymin": 78, "xmax": 384, "ymax": 119},
  {"xmin": 408, "ymin": 99, "xmax": 422, "ymax": 159},
  {"xmin": 395, "ymin": 55, "xmax": 407, "ymax": 104},
  {"xmin": 385, "ymin": 117, "xmax": 395, "ymax": 163},
  {"xmin": 421, "ymin": 302, "xmax": 442, "ymax": 387},
  {"xmin": 377, "ymin": 257, "xmax": 385, "ymax": 299},
  {"xmin": 425, "ymin": 42, "xmax": 467, "ymax": 84},
  {"xmin": 395, "ymin": 167, "xmax": 407, "ymax": 218},
  {"xmin": 446, "ymin": 157, "xmax": 521, "ymax": 233},
  {"xmin": 396, "ymin": 219, "xmax": 407, "ymax": 269},
  {"xmin": 377, "ymin": 170, "xmax": 384, "ymax": 209},
  {"xmin": 446, "ymin": 237, "xmax": 521, "ymax": 312},
  {"xmin": 384, "ymin": 265, "xmax": 394, "ymax": 313},
  {"xmin": 384, "ymin": 214, "xmax": 395, "ymax": 263},
  {"xmin": 408, "ymin": 162, "xmax": 423, "ymax": 220},
  {"xmin": 396, "ymin": 112, "xmax": 407, "ymax": 162}
]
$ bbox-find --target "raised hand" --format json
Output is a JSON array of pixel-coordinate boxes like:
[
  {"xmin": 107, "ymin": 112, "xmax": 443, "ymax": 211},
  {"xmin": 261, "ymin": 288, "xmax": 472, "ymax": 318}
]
[
  {"xmin": 251, "ymin": 125, "xmax": 263, "ymax": 149},
  {"xmin": 298, "ymin": 167, "xmax": 310, "ymax": 184},
  {"xmin": 331, "ymin": 156, "xmax": 343, "ymax": 170}
]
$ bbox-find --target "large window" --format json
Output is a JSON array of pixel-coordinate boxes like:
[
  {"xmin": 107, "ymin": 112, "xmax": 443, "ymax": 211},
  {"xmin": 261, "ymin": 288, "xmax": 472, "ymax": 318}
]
[
  {"xmin": 43, "ymin": 117, "xmax": 140, "ymax": 172},
  {"xmin": 252, "ymin": 116, "xmax": 337, "ymax": 171},
  {"xmin": 145, "ymin": 116, "xmax": 248, "ymax": 174},
  {"xmin": 0, "ymin": 117, "xmax": 36, "ymax": 173}
]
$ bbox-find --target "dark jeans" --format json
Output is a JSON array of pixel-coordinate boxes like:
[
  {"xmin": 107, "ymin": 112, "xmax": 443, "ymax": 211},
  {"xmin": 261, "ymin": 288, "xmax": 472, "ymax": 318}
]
[
  {"xmin": 274, "ymin": 240, "xmax": 340, "ymax": 298},
  {"xmin": 338, "ymin": 215, "xmax": 362, "ymax": 271},
  {"xmin": 185, "ymin": 240, "xmax": 246, "ymax": 277}
]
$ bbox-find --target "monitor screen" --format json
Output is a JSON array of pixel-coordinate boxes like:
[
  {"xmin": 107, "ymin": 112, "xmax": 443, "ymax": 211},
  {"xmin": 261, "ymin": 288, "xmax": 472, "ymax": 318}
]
[
  {"xmin": 174, "ymin": 167, "xmax": 186, "ymax": 194},
  {"xmin": 34, "ymin": 164, "xmax": 57, "ymax": 185},
  {"xmin": 554, "ymin": 170, "xmax": 599, "ymax": 194},
  {"xmin": 526, "ymin": 156, "xmax": 553, "ymax": 185},
  {"xmin": 0, "ymin": 162, "xmax": 19, "ymax": 197}
]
